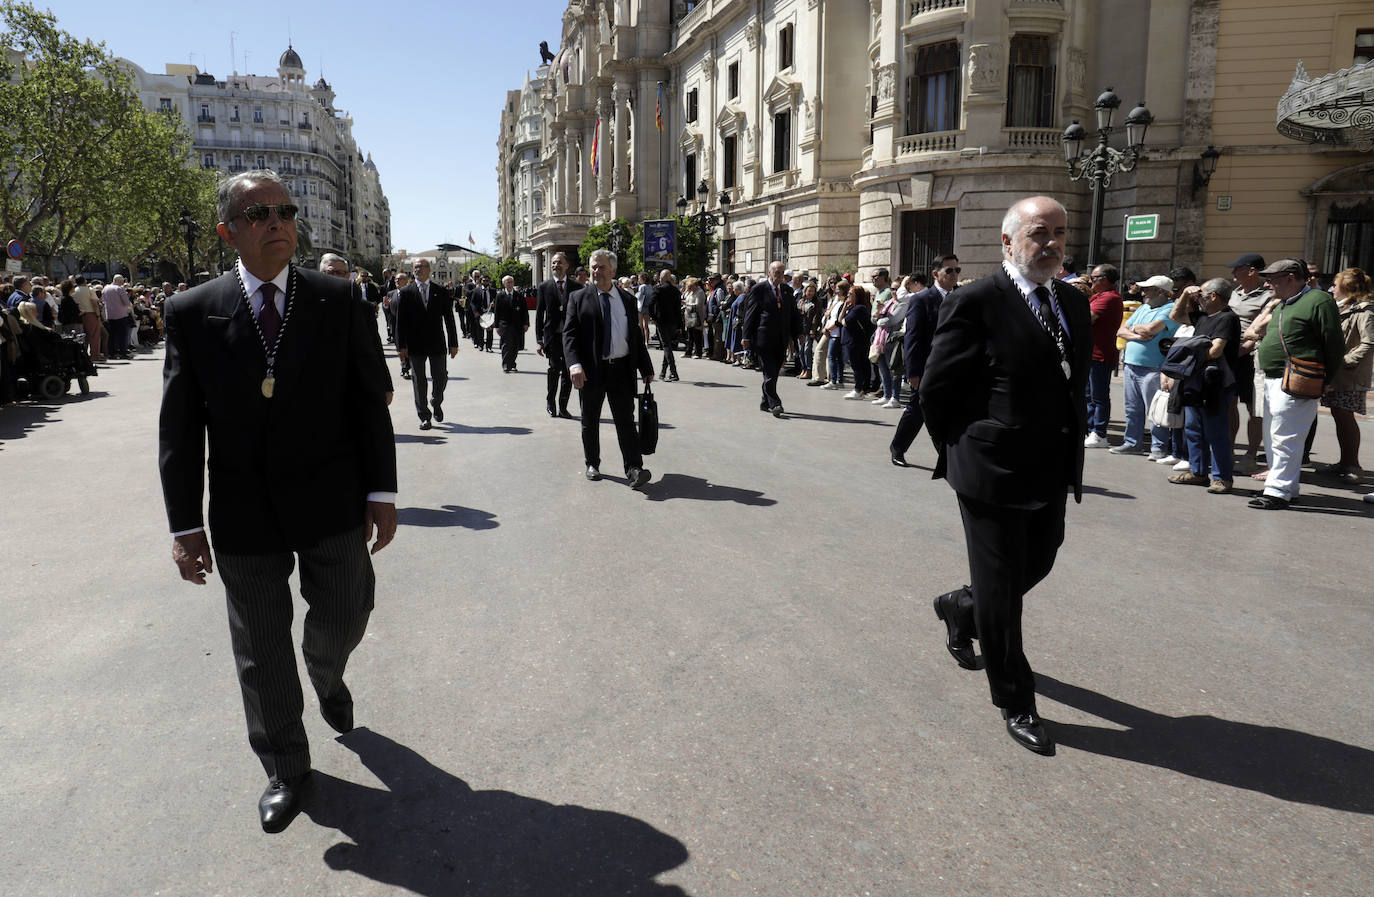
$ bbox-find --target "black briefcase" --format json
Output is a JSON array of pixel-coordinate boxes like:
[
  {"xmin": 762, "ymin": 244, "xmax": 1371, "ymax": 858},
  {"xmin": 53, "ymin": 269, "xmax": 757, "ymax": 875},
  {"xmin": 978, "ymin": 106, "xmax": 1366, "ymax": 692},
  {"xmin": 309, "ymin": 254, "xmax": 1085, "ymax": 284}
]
[{"xmin": 637, "ymin": 383, "xmax": 659, "ymax": 455}]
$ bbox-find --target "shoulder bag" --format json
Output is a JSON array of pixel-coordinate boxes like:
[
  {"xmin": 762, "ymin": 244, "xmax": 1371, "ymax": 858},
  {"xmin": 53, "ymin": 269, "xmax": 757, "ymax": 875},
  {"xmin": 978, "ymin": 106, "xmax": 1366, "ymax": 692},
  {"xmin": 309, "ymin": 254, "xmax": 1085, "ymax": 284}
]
[{"xmin": 1277, "ymin": 304, "xmax": 1325, "ymax": 398}]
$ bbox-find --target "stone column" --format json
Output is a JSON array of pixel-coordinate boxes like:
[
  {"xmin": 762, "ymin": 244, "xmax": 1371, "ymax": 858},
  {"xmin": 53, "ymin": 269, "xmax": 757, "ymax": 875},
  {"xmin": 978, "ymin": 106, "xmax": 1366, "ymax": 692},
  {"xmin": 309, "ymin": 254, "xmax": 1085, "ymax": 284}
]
[
  {"xmin": 562, "ymin": 131, "xmax": 575, "ymax": 214},
  {"xmin": 612, "ymin": 80, "xmax": 631, "ymax": 195},
  {"xmin": 572, "ymin": 131, "xmax": 583, "ymax": 213}
]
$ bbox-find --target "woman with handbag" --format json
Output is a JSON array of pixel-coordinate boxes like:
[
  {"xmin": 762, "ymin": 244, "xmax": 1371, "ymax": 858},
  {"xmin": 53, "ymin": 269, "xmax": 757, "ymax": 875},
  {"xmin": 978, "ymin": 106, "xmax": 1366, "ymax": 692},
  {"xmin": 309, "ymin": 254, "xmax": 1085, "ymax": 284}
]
[
  {"xmin": 871, "ymin": 288, "xmax": 905, "ymax": 408},
  {"xmin": 1318, "ymin": 267, "xmax": 1374, "ymax": 483}
]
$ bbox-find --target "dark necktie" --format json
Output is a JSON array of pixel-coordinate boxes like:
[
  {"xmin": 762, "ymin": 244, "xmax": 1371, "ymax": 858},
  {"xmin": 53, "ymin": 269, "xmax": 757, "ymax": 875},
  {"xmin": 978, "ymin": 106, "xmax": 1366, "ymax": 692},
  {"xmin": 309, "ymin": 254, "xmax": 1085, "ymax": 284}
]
[
  {"xmin": 600, "ymin": 291, "xmax": 613, "ymax": 360},
  {"xmin": 258, "ymin": 282, "xmax": 281, "ymax": 350},
  {"xmin": 1033, "ymin": 286, "xmax": 1068, "ymax": 372}
]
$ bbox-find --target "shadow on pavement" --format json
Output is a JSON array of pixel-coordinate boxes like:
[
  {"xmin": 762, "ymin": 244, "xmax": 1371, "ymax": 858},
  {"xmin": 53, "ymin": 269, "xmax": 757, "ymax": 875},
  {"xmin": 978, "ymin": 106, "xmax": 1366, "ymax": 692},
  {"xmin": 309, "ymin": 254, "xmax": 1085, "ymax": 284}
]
[
  {"xmin": 782, "ymin": 412, "xmax": 892, "ymax": 427},
  {"xmin": 0, "ymin": 402, "xmax": 60, "ymax": 444},
  {"xmin": 1080, "ymin": 484, "xmax": 1136, "ymax": 500},
  {"xmin": 397, "ymin": 505, "xmax": 498, "ymax": 529},
  {"xmin": 685, "ymin": 381, "xmax": 743, "ymax": 389},
  {"xmin": 304, "ymin": 729, "xmax": 690, "ymax": 896},
  {"xmin": 440, "ymin": 422, "xmax": 533, "ymax": 436},
  {"xmin": 396, "ymin": 434, "xmax": 447, "ymax": 444},
  {"xmin": 1038, "ymin": 675, "xmax": 1374, "ymax": 814},
  {"xmin": 640, "ymin": 473, "xmax": 776, "ymax": 506},
  {"xmin": 1286, "ymin": 492, "xmax": 1374, "ymax": 517}
]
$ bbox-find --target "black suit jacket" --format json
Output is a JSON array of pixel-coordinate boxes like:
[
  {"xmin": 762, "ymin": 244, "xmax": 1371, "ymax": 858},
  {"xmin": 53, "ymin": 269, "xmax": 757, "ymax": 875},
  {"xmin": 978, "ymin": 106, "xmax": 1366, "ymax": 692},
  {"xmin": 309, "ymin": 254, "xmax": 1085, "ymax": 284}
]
[
  {"xmin": 534, "ymin": 276, "xmax": 572, "ymax": 350},
  {"xmin": 561, "ymin": 283, "xmax": 652, "ymax": 380},
  {"xmin": 742, "ymin": 280, "xmax": 801, "ymax": 351},
  {"xmin": 467, "ymin": 286, "xmax": 491, "ymax": 317},
  {"xmin": 493, "ymin": 289, "xmax": 529, "ymax": 339},
  {"xmin": 394, "ymin": 280, "xmax": 458, "ymax": 357},
  {"xmin": 158, "ymin": 267, "xmax": 397, "ymax": 554},
  {"xmin": 919, "ymin": 267, "xmax": 1091, "ymax": 508},
  {"xmin": 903, "ymin": 285, "xmax": 945, "ymax": 380},
  {"xmin": 357, "ymin": 281, "xmax": 381, "ymax": 307}
]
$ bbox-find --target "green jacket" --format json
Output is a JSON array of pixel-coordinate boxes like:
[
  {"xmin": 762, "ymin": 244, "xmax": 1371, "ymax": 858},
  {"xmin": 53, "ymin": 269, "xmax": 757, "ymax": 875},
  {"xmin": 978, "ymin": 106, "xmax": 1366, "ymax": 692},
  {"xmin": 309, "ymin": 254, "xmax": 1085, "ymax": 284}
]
[{"xmin": 1255, "ymin": 288, "xmax": 1345, "ymax": 380}]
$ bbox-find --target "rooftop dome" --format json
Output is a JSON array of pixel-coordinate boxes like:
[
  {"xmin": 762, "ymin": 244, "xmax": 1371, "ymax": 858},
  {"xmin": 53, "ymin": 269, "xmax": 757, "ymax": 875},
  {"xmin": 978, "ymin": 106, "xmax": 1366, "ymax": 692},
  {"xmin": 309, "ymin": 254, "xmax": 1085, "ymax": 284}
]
[{"xmin": 279, "ymin": 45, "xmax": 303, "ymax": 69}]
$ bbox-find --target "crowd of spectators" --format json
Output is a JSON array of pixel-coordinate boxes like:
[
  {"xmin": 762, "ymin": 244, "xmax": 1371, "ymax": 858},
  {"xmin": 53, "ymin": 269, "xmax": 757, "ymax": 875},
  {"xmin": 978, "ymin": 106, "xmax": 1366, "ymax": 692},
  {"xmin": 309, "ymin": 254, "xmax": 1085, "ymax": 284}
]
[{"xmin": 1, "ymin": 272, "xmax": 181, "ymax": 405}]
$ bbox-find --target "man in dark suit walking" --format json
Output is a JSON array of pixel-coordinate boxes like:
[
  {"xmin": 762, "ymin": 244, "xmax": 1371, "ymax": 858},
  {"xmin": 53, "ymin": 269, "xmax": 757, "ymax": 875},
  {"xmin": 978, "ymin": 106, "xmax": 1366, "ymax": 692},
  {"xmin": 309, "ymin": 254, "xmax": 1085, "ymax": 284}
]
[
  {"xmin": 562, "ymin": 248, "xmax": 655, "ymax": 488},
  {"xmin": 890, "ymin": 254, "xmax": 959, "ymax": 466},
  {"xmin": 394, "ymin": 257, "xmax": 459, "ymax": 430},
  {"xmin": 158, "ymin": 169, "xmax": 397, "ymax": 832},
  {"xmin": 493, "ymin": 275, "xmax": 530, "ymax": 372},
  {"xmin": 742, "ymin": 260, "xmax": 802, "ymax": 416},
  {"xmin": 534, "ymin": 252, "xmax": 575, "ymax": 418},
  {"xmin": 920, "ymin": 196, "xmax": 1090, "ymax": 756},
  {"xmin": 468, "ymin": 273, "xmax": 494, "ymax": 352}
]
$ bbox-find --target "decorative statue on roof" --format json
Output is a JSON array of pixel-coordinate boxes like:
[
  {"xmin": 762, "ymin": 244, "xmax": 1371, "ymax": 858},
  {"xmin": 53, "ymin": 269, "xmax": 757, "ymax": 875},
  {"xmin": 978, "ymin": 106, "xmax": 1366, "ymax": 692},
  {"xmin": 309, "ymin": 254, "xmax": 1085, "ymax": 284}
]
[{"xmin": 540, "ymin": 41, "xmax": 555, "ymax": 65}]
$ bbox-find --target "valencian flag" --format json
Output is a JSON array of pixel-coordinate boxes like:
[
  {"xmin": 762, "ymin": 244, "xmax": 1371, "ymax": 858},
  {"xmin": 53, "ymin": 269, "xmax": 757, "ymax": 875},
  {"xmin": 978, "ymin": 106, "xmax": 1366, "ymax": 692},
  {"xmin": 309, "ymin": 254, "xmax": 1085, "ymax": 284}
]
[
  {"xmin": 591, "ymin": 118, "xmax": 601, "ymax": 176},
  {"xmin": 656, "ymin": 83, "xmax": 663, "ymax": 131}
]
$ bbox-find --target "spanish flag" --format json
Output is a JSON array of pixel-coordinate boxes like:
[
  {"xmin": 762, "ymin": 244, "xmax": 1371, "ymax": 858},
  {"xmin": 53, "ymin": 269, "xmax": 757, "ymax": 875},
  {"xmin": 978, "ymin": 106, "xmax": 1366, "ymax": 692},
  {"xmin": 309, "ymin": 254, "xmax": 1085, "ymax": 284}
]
[
  {"xmin": 655, "ymin": 83, "xmax": 663, "ymax": 132},
  {"xmin": 468, "ymin": 232, "xmax": 475, "ymax": 246},
  {"xmin": 591, "ymin": 118, "xmax": 600, "ymax": 176}
]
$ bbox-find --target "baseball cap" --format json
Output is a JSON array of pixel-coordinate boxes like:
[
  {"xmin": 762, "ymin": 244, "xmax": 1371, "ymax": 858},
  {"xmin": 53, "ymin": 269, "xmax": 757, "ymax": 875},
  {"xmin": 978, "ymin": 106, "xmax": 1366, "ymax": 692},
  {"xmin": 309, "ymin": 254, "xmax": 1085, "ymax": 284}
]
[
  {"xmin": 1134, "ymin": 275, "xmax": 1175, "ymax": 291},
  {"xmin": 1258, "ymin": 258, "xmax": 1306, "ymax": 278},
  {"xmin": 1225, "ymin": 253, "xmax": 1265, "ymax": 269}
]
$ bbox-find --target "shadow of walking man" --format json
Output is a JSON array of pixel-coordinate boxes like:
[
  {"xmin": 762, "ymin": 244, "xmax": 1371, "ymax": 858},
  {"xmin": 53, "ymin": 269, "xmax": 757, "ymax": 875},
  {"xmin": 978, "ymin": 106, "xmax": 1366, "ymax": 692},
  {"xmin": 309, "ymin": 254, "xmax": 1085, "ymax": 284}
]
[
  {"xmin": 1038, "ymin": 675, "xmax": 1374, "ymax": 814},
  {"xmin": 304, "ymin": 728, "xmax": 691, "ymax": 895}
]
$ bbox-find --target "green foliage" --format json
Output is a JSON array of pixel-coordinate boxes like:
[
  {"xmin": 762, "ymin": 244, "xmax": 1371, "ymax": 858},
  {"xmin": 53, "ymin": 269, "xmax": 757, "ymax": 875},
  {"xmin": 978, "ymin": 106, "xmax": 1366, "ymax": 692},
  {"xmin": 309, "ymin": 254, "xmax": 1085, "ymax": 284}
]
[
  {"xmin": 455, "ymin": 256, "xmax": 532, "ymax": 287},
  {"xmin": 668, "ymin": 214, "xmax": 720, "ymax": 279},
  {"xmin": 0, "ymin": 2, "xmax": 211, "ymax": 276},
  {"xmin": 820, "ymin": 257, "xmax": 858, "ymax": 281},
  {"xmin": 579, "ymin": 218, "xmax": 641, "ymax": 274}
]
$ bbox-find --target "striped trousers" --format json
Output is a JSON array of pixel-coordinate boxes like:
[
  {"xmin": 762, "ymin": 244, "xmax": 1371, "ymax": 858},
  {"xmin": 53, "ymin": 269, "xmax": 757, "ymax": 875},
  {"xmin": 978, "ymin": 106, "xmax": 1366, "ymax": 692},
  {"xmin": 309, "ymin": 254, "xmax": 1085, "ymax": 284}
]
[{"xmin": 216, "ymin": 525, "xmax": 374, "ymax": 780}]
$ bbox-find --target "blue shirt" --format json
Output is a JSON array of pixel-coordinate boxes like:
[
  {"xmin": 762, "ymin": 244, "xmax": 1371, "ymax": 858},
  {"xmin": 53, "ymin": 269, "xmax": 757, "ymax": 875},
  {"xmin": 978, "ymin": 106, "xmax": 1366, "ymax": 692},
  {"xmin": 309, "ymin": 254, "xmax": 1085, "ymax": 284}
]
[{"xmin": 1122, "ymin": 301, "xmax": 1181, "ymax": 368}]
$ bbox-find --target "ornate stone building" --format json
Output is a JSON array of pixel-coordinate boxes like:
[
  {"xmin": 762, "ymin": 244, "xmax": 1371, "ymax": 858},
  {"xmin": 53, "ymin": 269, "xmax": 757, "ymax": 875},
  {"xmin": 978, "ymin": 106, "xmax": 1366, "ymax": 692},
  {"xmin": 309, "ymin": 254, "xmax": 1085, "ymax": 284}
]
[
  {"xmin": 498, "ymin": 66, "xmax": 553, "ymax": 267},
  {"xmin": 123, "ymin": 46, "xmax": 391, "ymax": 268}
]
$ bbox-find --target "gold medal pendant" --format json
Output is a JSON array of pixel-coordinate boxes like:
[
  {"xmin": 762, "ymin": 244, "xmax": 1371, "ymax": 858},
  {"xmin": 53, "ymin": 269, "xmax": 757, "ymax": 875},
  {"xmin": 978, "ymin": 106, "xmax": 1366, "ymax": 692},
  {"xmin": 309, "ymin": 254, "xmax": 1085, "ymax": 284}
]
[{"xmin": 261, "ymin": 376, "xmax": 275, "ymax": 398}]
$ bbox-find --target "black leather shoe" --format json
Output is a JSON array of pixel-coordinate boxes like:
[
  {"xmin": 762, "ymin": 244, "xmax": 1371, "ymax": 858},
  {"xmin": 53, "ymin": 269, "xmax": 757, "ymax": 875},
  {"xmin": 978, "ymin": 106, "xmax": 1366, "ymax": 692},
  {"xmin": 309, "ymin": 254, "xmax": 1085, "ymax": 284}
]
[
  {"xmin": 628, "ymin": 467, "xmax": 651, "ymax": 489},
  {"xmin": 1002, "ymin": 707, "xmax": 1055, "ymax": 755},
  {"xmin": 1247, "ymin": 495, "xmax": 1290, "ymax": 510},
  {"xmin": 890, "ymin": 447, "xmax": 909, "ymax": 467},
  {"xmin": 432, "ymin": 403, "xmax": 443, "ymax": 422},
  {"xmin": 320, "ymin": 684, "xmax": 354, "ymax": 734},
  {"xmin": 771, "ymin": 405, "xmax": 784, "ymax": 417},
  {"xmin": 419, "ymin": 419, "xmax": 432, "ymax": 430},
  {"xmin": 558, "ymin": 408, "xmax": 574, "ymax": 419},
  {"xmin": 547, "ymin": 405, "xmax": 557, "ymax": 418},
  {"xmin": 933, "ymin": 588, "xmax": 977, "ymax": 670},
  {"xmin": 259, "ymin": 772, "xmax": 312, "ymax": 833},
  {"xmin": 585, "ymin": 465, "xmax": 602, "ymax": 481}
]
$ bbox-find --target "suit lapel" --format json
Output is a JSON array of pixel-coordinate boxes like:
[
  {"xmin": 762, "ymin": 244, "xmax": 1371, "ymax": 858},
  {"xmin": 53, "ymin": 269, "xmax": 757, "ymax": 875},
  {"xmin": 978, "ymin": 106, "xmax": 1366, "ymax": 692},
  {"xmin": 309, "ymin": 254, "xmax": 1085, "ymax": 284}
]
[{"xmin": 271, "ymin": 266, "xmax": 317, "ymax": 398}]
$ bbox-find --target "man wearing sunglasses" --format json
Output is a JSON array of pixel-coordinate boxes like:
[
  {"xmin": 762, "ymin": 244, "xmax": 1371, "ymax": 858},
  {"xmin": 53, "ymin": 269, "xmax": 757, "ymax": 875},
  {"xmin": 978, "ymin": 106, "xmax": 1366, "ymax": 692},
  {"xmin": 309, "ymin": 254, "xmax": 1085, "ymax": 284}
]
[
  {"xmin": 889, "ymin": 254, "xmax": 959, "ymax": 466},
  {"xmin": 158, "ymin": 169, "xmax": 397, "ymax": 834}
]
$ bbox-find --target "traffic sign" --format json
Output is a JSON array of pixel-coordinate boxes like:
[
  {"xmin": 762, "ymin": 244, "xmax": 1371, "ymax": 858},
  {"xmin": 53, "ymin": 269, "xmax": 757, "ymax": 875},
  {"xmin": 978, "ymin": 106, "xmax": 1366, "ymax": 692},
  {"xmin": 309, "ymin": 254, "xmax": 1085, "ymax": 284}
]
[
  {"xmin": 5, "ymin": 258, "xmax": 20, "ymax": 273},
  {"xmin": 6, "ymin": 240, "xmax": 22, "ymax": 260},
  {"xmin": 1125, "ymin": 214, "xmax": 1159, "ymax": 241}
]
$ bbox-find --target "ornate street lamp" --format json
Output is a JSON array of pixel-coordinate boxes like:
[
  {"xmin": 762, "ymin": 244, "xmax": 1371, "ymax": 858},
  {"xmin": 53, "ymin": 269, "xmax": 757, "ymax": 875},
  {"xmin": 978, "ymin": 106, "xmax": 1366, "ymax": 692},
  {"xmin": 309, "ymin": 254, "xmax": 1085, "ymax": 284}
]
[
  {"xmin": 1063, "ymin": 87, "xmax": 1153, "ymax": 266},
  {"xmin": 177, "ymin": 210, "xmax": 200, "ymax": 283},
  {"xmin": 1191, "ymin": 145, "xmax": 1222, "ymax": 198}
]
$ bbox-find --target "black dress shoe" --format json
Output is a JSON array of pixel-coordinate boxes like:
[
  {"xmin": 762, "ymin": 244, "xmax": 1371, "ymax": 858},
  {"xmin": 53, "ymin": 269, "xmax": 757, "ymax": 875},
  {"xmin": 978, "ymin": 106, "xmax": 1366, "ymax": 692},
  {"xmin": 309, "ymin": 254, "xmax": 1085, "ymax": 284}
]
[
  {"xmin": 432, "ymin": 403, "xmax": 443, "ymax": 422},
  {"xmin": 401, "ymin": 371, "xmax": 411, "ymax": 380},
  {"xmin": 890, "ymin": 447, "xmax": 910, "ymax": 467},
  {"xmin": 319, "ymin": 684, "xmax": 354, "ymax": 734},
  {"xmin": 547, "ymin": 405, "xmax": 557, "ymax": 418},
  {"xmin": 558, "ymin": 408, "xmax": 574, "ymax": 419},
  {"xmin": 1002, "ymin": 707, "xmax": 1055, "ymax": 755},
  {"xmin": 419, "ymin": 419, "xmax": 432, "ymax": 430},
  {"xmin": 771, "ymin": 405, "xmax": 784, "ymax": 417},
  {"xmin": 1248, "ymin": 495, "xmax": 1290, "ymax": 510},
  {"xmin": 628, "ymin": 467, "xmax": 651, "ymax": 489},
  {"xmin": 585, "ymin": 465, "xmax": 602, "ymax": 481},
  {"xmin": 933, "ymin": 588, "xmax": 977, "ymax": 670},
  {"xmin": 259, "ymin": 772, "xmax": 312, "ymax": 833}
]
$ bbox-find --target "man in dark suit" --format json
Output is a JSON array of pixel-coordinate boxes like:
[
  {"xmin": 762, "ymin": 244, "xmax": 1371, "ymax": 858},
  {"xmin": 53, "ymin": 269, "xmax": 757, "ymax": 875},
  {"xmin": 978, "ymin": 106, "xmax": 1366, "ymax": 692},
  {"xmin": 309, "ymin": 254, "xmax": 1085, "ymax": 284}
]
[
  {"xmin": 158, "ymin": 170, "xmax": 397, "ymax": 832},
  {"xmin": 493, "ymin": 274, "xmax": 530, "ymax": 372},
  {"xmin": 562, "ymin": 248, "xmax": 654, "ymax": 488},
  {"xmin": 890, "ymin": 254, "xmax": 959, "ymax": 466},
  {"xmin": 534, "ymin": 251, "xmax": 574, "ymax": 417},
  {"xmin": 919, "ymin": 196, "xmax": 1090, "ymax": 756},
  {"xmin": 394, "ymin": 257, "xmax": 458, "ymax": 430},
  {"xmin": 742, "ymin": 260, "xmax": 802, "ymax": 416},
  {"xmin": 468, "ymin": 273, "xmax": 494, "ymax": 351}
]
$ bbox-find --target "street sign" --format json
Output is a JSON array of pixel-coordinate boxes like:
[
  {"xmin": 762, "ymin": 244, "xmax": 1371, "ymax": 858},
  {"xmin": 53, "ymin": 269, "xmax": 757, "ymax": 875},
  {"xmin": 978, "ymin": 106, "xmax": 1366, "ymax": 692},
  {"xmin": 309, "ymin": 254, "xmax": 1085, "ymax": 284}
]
[
  {"xmin": 1125, "ymin": 214, "xmax": 1159, "ymax": 241},
  {"xmin": 6, "ymin": 239, "xmax": 22, "ymax": 260},
  {"xmin": 644, "ymin": 219, "xmax": 676, "ymax": 268},
  {"xmin": 5, "ymin": 258, "xmax": 20, "ymax": 273}
]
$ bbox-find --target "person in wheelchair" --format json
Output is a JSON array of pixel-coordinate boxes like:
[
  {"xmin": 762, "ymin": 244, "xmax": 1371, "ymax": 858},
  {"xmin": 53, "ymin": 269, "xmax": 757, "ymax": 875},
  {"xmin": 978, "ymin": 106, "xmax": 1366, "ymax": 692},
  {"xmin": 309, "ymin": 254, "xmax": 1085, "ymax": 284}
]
[{"xmin": 14, "ymin": 300, "xmax": 97, "ymax": 398}]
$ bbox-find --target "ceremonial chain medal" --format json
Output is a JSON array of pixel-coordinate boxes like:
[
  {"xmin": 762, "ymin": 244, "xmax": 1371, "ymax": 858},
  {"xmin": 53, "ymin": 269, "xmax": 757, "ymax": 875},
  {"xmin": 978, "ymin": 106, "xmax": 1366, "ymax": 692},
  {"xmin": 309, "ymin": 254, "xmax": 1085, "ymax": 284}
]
[{"xmin": 236, "ymin": 265, "xmax": 297, "ymax": 398}]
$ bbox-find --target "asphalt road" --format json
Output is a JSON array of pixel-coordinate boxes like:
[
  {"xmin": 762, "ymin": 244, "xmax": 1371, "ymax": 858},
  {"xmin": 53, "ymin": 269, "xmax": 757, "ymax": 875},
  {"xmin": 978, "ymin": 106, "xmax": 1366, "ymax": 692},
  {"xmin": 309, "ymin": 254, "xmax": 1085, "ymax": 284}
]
[{"xmin": 2, "ymin": 326, "xmax": 1371, "ymax": 897}]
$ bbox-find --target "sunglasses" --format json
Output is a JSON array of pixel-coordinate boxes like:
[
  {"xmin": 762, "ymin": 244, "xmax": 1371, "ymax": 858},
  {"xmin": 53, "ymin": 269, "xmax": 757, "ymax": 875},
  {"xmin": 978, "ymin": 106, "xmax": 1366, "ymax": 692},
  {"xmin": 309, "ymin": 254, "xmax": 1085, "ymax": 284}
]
[
  {"xmin": 941, "ymin": 266, "xmax": 961, "ymax": 275},
  {"xmin": 232, "ymin": 203, "xmax": 299, "ymax": 224}
]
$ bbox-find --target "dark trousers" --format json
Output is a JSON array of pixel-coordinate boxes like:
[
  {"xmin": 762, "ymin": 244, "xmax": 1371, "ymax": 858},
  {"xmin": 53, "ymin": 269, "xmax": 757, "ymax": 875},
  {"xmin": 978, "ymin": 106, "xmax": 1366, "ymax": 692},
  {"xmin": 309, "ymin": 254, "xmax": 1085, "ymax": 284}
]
[
  {"xmin": 686, "ymin": 328, "xmax": 704, "ymax": 357},
  {"xmin": 382, "ymin": 305, "xmax": 396, "ymax": 340},
  {"xmin": 579, "ymin": 358, "xmax": 642, "ymax": 473},
  {"xmin": 499, "ymin": 332, "xmax": 520, "ymax": 370},
  {"xmin": 659, "ymin": 329, "xmax": 678, "ymax": 377},
  {"xmin": 546, "ymin": 349, "xmax": 572, "ymax": 411},
  {"xmin": 475, "ymin": 325, "xmax": 492, "ymax": 350},
  {"xmin": 216, "ymin": 525, "xmax": 375, "ymax": 780},
  {"xmin": 758, "ymin": 347, "xmax": 784, "ymax": 410},
  {"xmin": 1086, "ymin": 359, "xmax": 1112, "ymax": 437},
  {"xmin": 890, "ymin": 393, "xmax": 929, "ymax": 455},
  {"xmin": 955, "ymin": 491, "xmax": 1067, "ymax": 713},
  {"xmin": 846, "ymin": 344, "xmax": 871, "ymax": 392},
  {"xmin": 409, "ymin": 350, "xmax": 448, "ymax": 421}
]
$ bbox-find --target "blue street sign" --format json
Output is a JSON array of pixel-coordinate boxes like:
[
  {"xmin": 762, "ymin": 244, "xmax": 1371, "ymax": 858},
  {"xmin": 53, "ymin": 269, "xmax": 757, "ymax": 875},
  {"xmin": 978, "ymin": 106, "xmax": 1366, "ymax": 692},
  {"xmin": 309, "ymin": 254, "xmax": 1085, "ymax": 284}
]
[{"xmin": 6, "ymin": 240, "xmax": 22, "ymax": 260}]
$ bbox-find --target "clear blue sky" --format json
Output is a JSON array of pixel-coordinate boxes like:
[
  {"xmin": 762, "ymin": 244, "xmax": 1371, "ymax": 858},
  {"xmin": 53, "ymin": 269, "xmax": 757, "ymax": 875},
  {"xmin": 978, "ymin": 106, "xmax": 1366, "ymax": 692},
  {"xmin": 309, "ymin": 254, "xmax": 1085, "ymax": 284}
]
[{"xmin": 43, "ymin": 0, "xmax": 570, "ymax": 254}]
